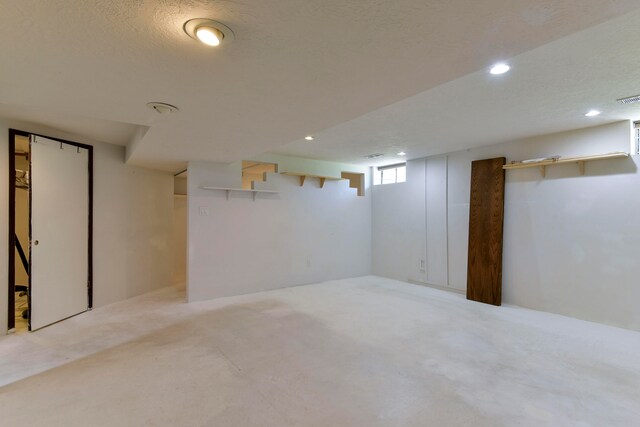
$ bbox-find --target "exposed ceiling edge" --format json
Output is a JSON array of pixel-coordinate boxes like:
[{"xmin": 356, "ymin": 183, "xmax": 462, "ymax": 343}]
[
  {"xmin": 125, "ymin": 125, "xmax": 151, "ymax": 163},
  {"xmin": 0, "ymin": 116, "xmax": 102, "ymax": 147}
]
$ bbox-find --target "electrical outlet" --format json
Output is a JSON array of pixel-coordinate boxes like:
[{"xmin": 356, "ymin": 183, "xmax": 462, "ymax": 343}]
[
  {"xmin": 420, "ymin": 259, "xmax": 426, "ymax": 272},
  {"xmin": 198, "ymin": 206, "xmax": 209, "ymax": 216}
]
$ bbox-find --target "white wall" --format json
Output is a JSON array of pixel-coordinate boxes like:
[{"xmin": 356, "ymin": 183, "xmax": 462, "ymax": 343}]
[
  {"xmin": 372, "ymin": 158, "xmax": 426, "ymax": 284},
  {"xmin": 373, "ymin": 121, "xmax": 640, "ymax": 330},
  {"xmin": 187, "ymin": 156, "xmax": 371, "ymax": 301},
  {"xmin": 92, "ymin": 141, "xmax": 174, "ymax": 306},
  {"xmin": 0, "ymin": 120, "xmax": 174, "ymax": 333},
  {"xmin": 173, "ymin": 195, "xmax": 187, "ymax": 288}
]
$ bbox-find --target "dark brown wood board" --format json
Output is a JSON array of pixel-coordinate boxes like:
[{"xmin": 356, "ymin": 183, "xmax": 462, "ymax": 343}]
[{"xmin": 466, "ymin": 157, "xmax": 506, "ymax": 306}]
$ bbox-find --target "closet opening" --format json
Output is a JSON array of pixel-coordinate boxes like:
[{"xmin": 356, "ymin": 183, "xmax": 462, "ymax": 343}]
[
  {"xmin": 173, "ymin": 169, "xmax": 187, "ymax": 291},
  {"xmin": 8, "ymin": 129, "xmax": 93, "ymax": 332},
  {"xmin": 10, "ymin": 132, "xmax": 30, "ymax": 332}
]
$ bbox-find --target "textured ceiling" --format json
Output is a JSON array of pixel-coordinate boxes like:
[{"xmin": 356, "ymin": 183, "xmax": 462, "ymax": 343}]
[
  {"xmin": 0, "ymin": 104, "xmax": 140, "ymax": 146},
  {"xmin": 274, "ymin": 9, "xmax": 640, "ymax": 165},
  {"xmin": 1, "ymin": 1, "xmax": 640, "ymax": 171}
]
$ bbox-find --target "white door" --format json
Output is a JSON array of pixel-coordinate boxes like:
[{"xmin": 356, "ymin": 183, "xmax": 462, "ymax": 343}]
[{"xmin": 30, "ymin": 135, "xmax": 89, "ymax": 330}]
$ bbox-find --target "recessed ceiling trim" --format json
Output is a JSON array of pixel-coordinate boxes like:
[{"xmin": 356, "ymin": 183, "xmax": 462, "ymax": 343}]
[{"xmin": 183, "ymin": 18, "xmax": 235, "ymax": 47}]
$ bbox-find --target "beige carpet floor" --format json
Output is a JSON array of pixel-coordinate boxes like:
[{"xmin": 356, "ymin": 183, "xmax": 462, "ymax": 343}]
[{"xmin": 0, "ymin": 276, "xmax": 639, "ymax": 426}]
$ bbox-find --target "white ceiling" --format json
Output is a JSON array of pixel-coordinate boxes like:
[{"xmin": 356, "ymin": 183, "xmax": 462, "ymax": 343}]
[
  {"xmin": 0, "ymin": 104, "xmax": 140, "ymax": 146},
  {"xmin": 1, "ymin": 1, "xmax": 640, "ymax": 171},
  {"xmin": 275, "ymin": 8, "xmax": 640, "ymax": 165}
]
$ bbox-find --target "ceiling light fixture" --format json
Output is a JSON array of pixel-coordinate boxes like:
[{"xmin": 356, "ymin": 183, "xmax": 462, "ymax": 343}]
[
  {"xmin": 397, "ymin": 152, "xmax": 406, "ymax": 156},
  {"xmin": 184, "ymin": 18, "xmax": 235, "ymax": 47},
  {"xmin": 305, "ymin": 136, "xmax": 314, "ymax": 141},
  {"xmin": 585, "ymin": 110, "xmax": 601, "ymax": 117},
  {"xmin": 147, "ymin": 102, "xmax": 179, "ymax": 114},
  {"xmin": 490, "ymin": 63, "xmax": 511, "ymax": 75},
  {"xmin": 196, "ymin": 27, "xmax": 222, "ymax": 46}
]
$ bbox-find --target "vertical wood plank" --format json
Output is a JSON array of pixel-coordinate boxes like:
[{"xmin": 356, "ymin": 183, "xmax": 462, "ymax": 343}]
[{"xmin": 466, "ymin": 157, "xmax": 506, "ymax": 306}]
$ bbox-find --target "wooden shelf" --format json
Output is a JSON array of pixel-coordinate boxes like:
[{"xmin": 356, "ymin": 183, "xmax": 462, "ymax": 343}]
[
  {"xmin": 280, "ymin": 172, "xmax": 343, "ymax": 188},
  {"xmin": 200, "ymin": 187, "xmax": 279, "ymax": 201},
  {"xmin": 503, "ymin": 152, "xmax": 629, "ymax": 177}
]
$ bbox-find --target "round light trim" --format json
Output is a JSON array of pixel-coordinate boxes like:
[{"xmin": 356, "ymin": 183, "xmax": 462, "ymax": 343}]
[
  {"xmin": 184, "ymin": 18, "xmax": 235, "ymax": 47},
  {"xmin": 490, "ymin": 63, "xmax": 511, "ymax": 75},
  {"xmin": 146, "ymin": 102, "xmax": 179, "ymax": 114},
  {"xmin": 585, "ymin": 110, "xmax": 601, "ymax": 117}
]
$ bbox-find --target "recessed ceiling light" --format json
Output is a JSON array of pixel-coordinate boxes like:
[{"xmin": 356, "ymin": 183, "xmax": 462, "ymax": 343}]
[
  {"xmin": 305, "ymin": 136, "xmax": 314, "ymax": 141},
  {"xmin": 184, "ymin": 18, "xmax": 234, "ymax": 47},
  {"xmin": 196, "ymin": 27, "xmax": 223, "ymax": 46},
  {"xmin": 585, "ymin": 110, "xmax": 601, "ymax": 117},
  {"xmin": 490, "ymin": 63, "xmax": 511, "ymax": 75},
  {"xmin": 397, "ymin": 152, "xmax": 406, "ymax": 156}
]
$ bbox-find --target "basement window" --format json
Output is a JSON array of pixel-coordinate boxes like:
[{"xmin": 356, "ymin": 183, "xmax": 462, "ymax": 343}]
[{"xmin": 374, "ymin": 163, "xmax": 406, "ymax": 185}]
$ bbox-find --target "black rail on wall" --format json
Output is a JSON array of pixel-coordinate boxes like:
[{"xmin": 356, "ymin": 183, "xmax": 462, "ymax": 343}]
[{"xmin": 15, "ymin": 233, "xmax": 29, "ymax": 281}]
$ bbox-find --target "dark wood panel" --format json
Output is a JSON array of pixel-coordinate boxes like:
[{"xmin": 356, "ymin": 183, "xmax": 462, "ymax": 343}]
[{"xmin": 467, "ymin": 157, "xmax": 506, "ymax": 306}]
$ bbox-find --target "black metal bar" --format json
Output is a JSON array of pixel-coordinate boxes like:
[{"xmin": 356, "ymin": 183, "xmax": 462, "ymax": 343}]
[{"xmin": 15, "ymin": 233, "xmax": 29, "ymax": 276}]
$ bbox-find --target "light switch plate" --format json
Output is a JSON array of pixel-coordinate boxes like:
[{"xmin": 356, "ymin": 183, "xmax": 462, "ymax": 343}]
[{"xmin": 198, "ymin": 206, "xmax": 209, "ymax": 216}]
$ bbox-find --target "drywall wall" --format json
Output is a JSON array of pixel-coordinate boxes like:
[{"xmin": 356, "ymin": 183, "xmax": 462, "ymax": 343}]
[
  {"xmin": 92, "ymin": 141, "xmax": 173, "ymax": 306},
  {"xmin": 373, "ymin": 120, "xmax": 640, "ymax": 330},
  {"xmin": 173, "ymin": 195, "xmax": 187, "ymax": 288},
  {"xmin": 372, "ymin": 158, "xmax": 426, "ymax": 285},
  {"xmin": 187, "ymin": 155, "xmax": 371, "ymax": 301},
  {"xmin": 174, "ymin": 176, "xmax": 187, "ymax": 195},
  {"xmin": 0, "ymin": 120, "xmax": 174, "ymax": 334}
]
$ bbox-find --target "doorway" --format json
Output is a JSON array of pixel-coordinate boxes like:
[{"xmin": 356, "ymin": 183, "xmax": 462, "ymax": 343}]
[
  {"xmin": 8, "ymin": 130, "xmax": 93, "ymax": 332},
  {"xmin": 173, "ymin": 170, "xmax": 187, "ymax": 290}
]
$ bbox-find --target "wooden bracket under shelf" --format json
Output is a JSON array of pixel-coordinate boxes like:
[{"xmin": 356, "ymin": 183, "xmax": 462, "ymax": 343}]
[
  {"xmin": 503, "ymin": 152, "xmax": 629, "ymax": 177},
  {"xmin": 280, "ymin": 172, "xmax": 342, "ymax": 188}
]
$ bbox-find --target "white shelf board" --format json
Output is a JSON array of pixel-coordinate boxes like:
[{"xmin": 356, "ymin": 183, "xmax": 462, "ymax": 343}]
[
  {"xmin": 503, "ymin": 152, "xmax": 629, "ymax": 177},
  {"xmin": 200, "ymin": 186, "xmax": 279, "ymax": 201}
]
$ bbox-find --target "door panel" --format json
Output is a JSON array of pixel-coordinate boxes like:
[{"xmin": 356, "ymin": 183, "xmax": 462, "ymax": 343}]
[{"xmin": 30, "ymin": 136, "xmax": 89, "ymax": 330}]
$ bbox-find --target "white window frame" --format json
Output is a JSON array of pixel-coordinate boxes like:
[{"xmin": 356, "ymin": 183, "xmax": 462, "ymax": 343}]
[{"xmin": 374, "ymin": 163, "xmax": 406, "ymax": 185}]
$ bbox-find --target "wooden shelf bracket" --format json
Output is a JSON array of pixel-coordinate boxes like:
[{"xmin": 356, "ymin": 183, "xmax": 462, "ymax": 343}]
[
  {"xmin": 503, "ymin": 152, "xmax": 629, "ymax": 178},
  {"xmin": 281, "ymin": 172, "xmax": 342, "ymax": 188}
]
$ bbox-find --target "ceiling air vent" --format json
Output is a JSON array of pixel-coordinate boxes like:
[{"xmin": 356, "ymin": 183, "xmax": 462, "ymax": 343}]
[
  {"xmin": 365, "ymin": 153, "xmax": 384, "ymax": 159},
  {"xmin": 617, "ymin": 94, "xmax": 640, "ymax": 105}
]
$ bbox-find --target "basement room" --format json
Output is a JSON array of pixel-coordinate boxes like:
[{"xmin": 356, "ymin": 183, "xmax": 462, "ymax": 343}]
[{"xmin": 0, "ymin": 1, "xmax": 639, "ymax": 426}]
